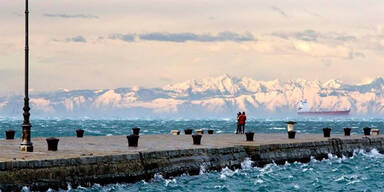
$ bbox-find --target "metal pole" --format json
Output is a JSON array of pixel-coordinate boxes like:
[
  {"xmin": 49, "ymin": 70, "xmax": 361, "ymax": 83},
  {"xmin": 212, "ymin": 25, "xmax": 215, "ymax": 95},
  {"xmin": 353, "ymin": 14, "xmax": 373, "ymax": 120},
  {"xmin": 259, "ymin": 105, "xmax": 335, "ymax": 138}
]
[{"xmin": 20, "ymin": 0, "xmax": 33, "ymax": 152}]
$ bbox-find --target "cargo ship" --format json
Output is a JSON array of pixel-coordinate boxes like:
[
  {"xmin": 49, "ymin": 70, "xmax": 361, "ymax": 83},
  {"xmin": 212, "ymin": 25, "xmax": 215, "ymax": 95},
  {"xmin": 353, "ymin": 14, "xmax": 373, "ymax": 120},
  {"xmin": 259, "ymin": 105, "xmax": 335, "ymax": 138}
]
[{"xmin": 297, "ymin": 100, "xmax": 350, "ymax": 116}]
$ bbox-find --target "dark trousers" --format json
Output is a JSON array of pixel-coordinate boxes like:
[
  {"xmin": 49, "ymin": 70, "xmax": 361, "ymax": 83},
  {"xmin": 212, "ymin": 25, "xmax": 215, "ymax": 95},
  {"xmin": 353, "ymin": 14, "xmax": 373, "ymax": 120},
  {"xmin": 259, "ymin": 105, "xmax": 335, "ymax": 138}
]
[
  {"xmin": 236, "ymin": 124, "xmax": 241, "ymax": 134},
  {"xmin": 239, "ymin": 124, "xmax": 245, "ymax": 134}
]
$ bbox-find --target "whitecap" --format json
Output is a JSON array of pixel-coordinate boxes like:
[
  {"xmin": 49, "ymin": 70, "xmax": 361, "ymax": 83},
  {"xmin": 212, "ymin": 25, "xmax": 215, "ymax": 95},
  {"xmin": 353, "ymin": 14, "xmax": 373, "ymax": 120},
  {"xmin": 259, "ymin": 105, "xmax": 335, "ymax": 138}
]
[
  {"xmin": 199, "ymin": 163, "xmax": 207, "ymax": 175},
  {"xmin": 152, "ymin": 173, "xmax": 164, "ymax": 182},
  {"xmin": 21, "ymin": 186, "xmax": 30, "ymax": 192},
  {"xmin": 241, "ymin": 158, "xmax": 253, "ymax": 170},
  {"xmin": 164, "ymin": 178, "xmax": 177, "ymax": 186},
  {"xmin": 347, "ymin": 179, "xmax": 361, "ymax": 185},
  {"xmin": 220, "ymin": 167, "xmax": 238, "ymax": 179},
  {"xmin": 83, "ymin": 129, "xmax": 102, "ymax": 134},
  {"xmin": 255, "ymin": 179, "xmax": 264, "ymax": 184}
]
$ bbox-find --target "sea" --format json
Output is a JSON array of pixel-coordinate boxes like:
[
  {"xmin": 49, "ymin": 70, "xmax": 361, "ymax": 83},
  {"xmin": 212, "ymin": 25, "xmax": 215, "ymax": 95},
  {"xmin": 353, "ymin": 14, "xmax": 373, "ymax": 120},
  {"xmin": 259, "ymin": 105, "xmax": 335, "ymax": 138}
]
[{"xmin": 1, "ymin": 117, "xmax": 384, "ymax": 192}]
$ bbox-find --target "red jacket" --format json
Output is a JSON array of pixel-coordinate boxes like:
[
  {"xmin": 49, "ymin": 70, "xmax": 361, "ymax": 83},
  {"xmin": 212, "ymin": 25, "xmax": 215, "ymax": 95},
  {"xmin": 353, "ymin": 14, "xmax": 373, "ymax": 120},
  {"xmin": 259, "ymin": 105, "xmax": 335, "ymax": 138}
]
[{"xmin": 238, "ymin": 115, "xmax": 246, "ymax": 125}]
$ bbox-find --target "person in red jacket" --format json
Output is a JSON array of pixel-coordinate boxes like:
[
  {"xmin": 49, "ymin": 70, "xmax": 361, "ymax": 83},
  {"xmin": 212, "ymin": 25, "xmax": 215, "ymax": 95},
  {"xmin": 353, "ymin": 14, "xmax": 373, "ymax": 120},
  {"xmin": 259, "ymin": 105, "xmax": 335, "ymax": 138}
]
[{"xmin": 238, "ymin": 112, "xmax": 247, "ymax": 134}]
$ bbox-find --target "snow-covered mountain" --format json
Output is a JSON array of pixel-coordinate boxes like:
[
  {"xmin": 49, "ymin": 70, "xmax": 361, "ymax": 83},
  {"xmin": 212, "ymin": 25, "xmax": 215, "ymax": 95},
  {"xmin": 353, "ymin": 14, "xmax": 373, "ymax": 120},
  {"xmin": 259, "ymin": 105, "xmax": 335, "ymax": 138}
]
[{"xmin": 1, "ymin": 74, "xmax": 384, "ymax": 118}]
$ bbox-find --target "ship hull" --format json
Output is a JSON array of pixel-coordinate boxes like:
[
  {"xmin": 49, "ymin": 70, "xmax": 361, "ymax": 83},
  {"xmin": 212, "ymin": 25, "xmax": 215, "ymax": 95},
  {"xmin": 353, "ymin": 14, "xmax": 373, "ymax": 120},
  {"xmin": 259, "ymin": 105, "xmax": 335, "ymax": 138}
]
[{"xmin": 298, "ymin": 110, "xmax": 350, "ymax": 116}]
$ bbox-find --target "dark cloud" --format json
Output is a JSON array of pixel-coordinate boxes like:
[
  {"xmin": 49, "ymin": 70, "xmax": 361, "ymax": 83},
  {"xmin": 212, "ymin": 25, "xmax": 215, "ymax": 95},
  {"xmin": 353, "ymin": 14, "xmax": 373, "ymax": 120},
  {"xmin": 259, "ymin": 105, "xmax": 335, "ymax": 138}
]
[
  {"xmin": 334, "ymin": 35, "xmax": 357, "ymax": 42},
  {"xmin": 349, "ymin": 51, "xmax": 365, "ymax": 59},
  {"xmin": 106, "ymin": 32, "xmax": 255, "ymax": 43},
  {"xmin": 272, "ymin": 30, "xmax": 357, "ymax": 42},
  {"xmin": 294, "ymin": 30, "xmax": 318, "ymax": 41},
  {"xmin": 66, "ymin": 36, "xmax": 87, "ymax": 43},
  {"xmin": 138, "ymin": 32, "xmax": 255, "ymax": 42},
  {"xmin": 108, "ymin": 34, "xmax": 135, "ymax": 42},
  {"xmin": 270, "ymin": 6, "xmax": 288, "ymax": 17},
  {"xmin": 44, "ymin": 13, "xmax": 98, "ymax": 19}
]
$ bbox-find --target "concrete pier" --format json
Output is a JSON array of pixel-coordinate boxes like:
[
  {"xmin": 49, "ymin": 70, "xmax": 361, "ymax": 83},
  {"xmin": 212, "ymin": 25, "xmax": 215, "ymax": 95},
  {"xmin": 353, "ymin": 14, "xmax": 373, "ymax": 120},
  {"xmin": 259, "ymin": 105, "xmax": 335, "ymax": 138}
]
[{"xmin": 1, "ymin": 134, "xmax": 384, "ymax": 191}]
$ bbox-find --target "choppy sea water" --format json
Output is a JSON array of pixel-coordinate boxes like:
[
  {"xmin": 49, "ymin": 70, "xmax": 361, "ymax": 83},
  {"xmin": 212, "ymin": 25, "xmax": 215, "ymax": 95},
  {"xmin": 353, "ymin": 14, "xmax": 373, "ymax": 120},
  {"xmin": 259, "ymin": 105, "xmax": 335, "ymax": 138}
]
[
  {"xmin": 1, "ymin": 118, "xmax": 383, "ymax": 192},
  {"xmin": 71, "ymin": 150, "xmax": 384, "ymax": 192},
  {"xmin": 1, "ymin": 118, "xmax": 384, "ymax": 138}
]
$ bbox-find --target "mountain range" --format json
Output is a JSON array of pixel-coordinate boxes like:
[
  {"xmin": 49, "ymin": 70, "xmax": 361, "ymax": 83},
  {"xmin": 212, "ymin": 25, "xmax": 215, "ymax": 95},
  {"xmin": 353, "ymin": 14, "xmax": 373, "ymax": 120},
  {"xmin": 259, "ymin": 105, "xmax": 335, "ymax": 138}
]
[{"xmin": 1, "ymin": 74, "xmax": 383, "ymax": 119}]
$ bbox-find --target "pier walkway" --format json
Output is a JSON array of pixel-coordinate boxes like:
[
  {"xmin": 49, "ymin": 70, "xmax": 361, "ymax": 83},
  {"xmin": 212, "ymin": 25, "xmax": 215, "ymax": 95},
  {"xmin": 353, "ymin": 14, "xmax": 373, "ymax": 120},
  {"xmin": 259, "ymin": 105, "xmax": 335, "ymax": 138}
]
[
  {"xmin": 1, "ymin": 133, "xmax": 383, "ymax": 191},
  {"xmin": 0, "ymin": 133, "xmax": 372, "ymax": 162}
]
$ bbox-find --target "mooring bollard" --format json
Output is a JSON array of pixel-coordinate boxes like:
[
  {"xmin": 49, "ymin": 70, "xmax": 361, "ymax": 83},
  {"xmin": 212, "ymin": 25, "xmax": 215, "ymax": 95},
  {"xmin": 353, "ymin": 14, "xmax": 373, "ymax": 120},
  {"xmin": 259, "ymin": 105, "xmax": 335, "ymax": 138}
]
[
  {"xmin": 372, "ymin": 129, "xmax": 380, "ymax": 136},
  {"xmin": 288, "ymin": 131, "xmax": 296, "ymax": 139},
  {"xmin": 5, "ymin": 130, "xmax": 16, "ymax": 140},
  {"xmin": 132, "ymin": 127, "xmax": 140, "ymax": 135},
  {"xmin": 127, "ymin": 134, "xmax": 140, "ymax": 147},
  {"xmin": 192, "ymin": 134, "xmax": 202, "ymax": 145},
  {"xmin": 171, "ymin": 130, "xmax": 180, "ymax": 135},
  {"xmin": 363, "ymin": 127, "xmax": 371, "ymax": 136},
  {"xmin": 76, "ymin": 129, "xmax": 84, "ymax": 138},
  {"xmin": 184, "ymin": 129, "xmax": 193, "ymax": 135},
  {"xmin": 46, "ymin": 137, "xmax": 59, "ymax": 151},
  {"xmin": 344, "ymin": 128, "xmax": 351, "ymax": 136},
  {"xmin": 208, "ymin": 130, "xmax": 214, "ymax": 134},
  {"xmin": 285, "ymin": 121, "xmax": 297, "ymax": 132},
  {"xmin": 245, "ymin": 132, "xmax": 254, "ymax": 141},
  {"xmin": 323, "ymin": 128, "xmax": 331, "ymax": 137},
  {"xmin": 195, "ymin": 129, "xmax": 204, "ymax": 135}
]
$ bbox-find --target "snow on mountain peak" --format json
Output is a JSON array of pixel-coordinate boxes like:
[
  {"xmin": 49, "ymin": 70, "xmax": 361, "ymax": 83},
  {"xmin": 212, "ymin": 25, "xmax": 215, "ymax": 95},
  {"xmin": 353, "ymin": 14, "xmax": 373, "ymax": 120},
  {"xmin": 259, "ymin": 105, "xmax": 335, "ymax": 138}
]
[
  {"xmin": 322, "ymin": 79, "xmax": 343, "ymax": 89},
  {"xmin": 2, "ymin": 75, "xmax": 384, "ymax": 118}
]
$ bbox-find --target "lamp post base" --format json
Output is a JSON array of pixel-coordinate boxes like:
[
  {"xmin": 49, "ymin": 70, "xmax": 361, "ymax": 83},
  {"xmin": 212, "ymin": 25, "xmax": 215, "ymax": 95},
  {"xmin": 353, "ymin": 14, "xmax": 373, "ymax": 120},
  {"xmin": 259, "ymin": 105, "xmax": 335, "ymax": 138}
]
[
  {"xmin": 21, "ymin": 123, "xmax": 33, "ymax": 152},
  {"xmin": 20, "ymin": 144, "xmax": 33, "ymax": 152}
]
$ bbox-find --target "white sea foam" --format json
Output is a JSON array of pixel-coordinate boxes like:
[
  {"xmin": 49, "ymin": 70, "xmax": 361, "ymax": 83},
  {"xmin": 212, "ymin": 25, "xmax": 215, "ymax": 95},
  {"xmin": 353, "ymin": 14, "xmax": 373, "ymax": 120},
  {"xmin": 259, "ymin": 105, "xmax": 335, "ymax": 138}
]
[
  {"xmin": 164, "ymin": 178, "xmax": 177, "ymax": 186},
  {"xmin": 355, "ymin": 148, "xmax": 384, "ymax": 158},
  {"xmin": 199, "ymin": 163, "xmax": 207, "ymax": 175},
  {"xmin": 152, "ymin": 173, "xmax": 164, "ymax": 181},
  {"xmin": 241, "ymin": 158, "xmax": 253, "ymax": 170},
  {"xmin": 83, "ymin": 129, "xmax": 102, "ymax": 134},
  {"xmin": 220, "ymin": 167, "xmax": 238, "ymax": 179},
  {"xmin": 365, "ymin": 148, "xmax": 384, "ymax": 158},
  {"xmin": 269, "ymin": 127, "xmax": 285, "ymax": 130},
  {"xmin": 310, "ymin": 156, "xmax": 318, "ymax": 163},
  {"xmin": 21, "ymin": 186, "xmax": 30, "ymax": 192},
  {"xmin": 255, "ymin": 179, "xmax": 264, "ymax": 184}
]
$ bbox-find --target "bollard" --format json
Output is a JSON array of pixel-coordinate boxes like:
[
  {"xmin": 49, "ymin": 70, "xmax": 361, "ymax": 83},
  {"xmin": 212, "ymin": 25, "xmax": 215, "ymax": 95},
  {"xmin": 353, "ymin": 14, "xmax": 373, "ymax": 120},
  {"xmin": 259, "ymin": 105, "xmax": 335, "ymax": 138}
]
[
  {"xmin": 363, "ymin": 127, "xmax": 371, "ymax": 136},
  {"xmin": 127, "ymin": 134, "xmax": 140, "ymax": 147},
  {"xmin": 5, "ymin": 130, "xmax": 16, "ymax": 140},
  {"xmin": 184, "ymin": 129, "xmax": 193, "ymax": 135},
  {"xmin": 76, "ymin": 129, "xmax": 84, "ymax": 138},
  {"xmin": 192, "ymin": 134, "xmax": 202, "ymax": 145},
  {"xmin": 344, "ymin": 128, "xmax": 351, "ymax": 136},
  {"xmin": 195, "ymin": 129, "xmax": 204, "ymax": 135},
  {"xmin": 132, "ymin": 127, "xmax": 140, "ymax": 135},
  {"xmin": 285, "ymin": 121, "xmax": 297, "ymax": 132},
  {"xmin": 323, "ymin": 128, "xmax": 331, "ymax": 137},
  {"xmin": 372, "ymin": 129, "xmax": 380, "ymax": 136},
  {"xmin": 245, "ymin": 132, "xmax": 254, "ymax": 141},
  {"xmin": 208, "ymin": 130, "xmax": 214, "ymax": 134},
  {"xmin": 171, "ymin": 130, "xmax": 180, "ymax": 135},
  {"xmin": 288, "ymin": 131, "xmax": 296, "ymax": 139},
  {"xmin": 46, "ymin": 137, "xmax": 59, "ymax": 151}
]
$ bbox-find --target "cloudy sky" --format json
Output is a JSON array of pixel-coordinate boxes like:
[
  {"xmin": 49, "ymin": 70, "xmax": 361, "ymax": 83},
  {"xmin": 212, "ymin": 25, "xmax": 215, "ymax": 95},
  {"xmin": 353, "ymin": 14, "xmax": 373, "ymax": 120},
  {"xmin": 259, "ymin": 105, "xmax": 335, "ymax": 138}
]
[{"xmin": 1, "ymin": 0, "xmax": 384, "ymax": 95}]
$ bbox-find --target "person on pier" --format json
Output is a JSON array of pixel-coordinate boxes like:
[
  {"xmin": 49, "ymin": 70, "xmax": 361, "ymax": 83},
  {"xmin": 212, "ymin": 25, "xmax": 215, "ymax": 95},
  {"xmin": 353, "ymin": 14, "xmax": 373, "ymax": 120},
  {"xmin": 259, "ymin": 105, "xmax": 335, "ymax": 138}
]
[
  {"xmin": 238, "ymin": 112, "xmax": 247, "ymax": 134},
  {"xmin": 236, "ymin": 112, "xmax": 241, "ymax": 134}
]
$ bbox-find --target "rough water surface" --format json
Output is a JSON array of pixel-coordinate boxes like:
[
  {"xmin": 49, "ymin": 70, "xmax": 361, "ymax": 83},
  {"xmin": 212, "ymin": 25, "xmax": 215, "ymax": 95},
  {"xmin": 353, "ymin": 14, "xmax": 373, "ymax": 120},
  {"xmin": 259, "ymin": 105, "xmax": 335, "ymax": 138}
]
[
  {"xmin": 68, "ymin": 150, "xmax": 384, "ymax": 192},
  {"xmin": 1, "ymin": 118, "xmax": 383, "ymax": 192},
  {"xmin": 1, "ymin": 118, "xmax": 383, "ymax": 138}
]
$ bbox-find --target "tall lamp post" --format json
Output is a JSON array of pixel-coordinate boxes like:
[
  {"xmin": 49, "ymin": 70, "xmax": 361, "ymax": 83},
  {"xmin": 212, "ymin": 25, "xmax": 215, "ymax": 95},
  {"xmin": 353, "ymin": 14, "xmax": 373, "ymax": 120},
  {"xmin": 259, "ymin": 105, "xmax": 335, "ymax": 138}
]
[{"xmin": 20, "ymin": 0, "xmax": 33, "ymax": 152}]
